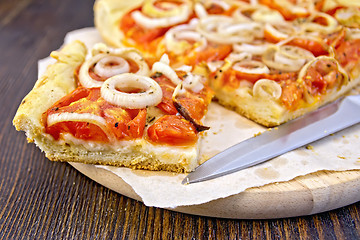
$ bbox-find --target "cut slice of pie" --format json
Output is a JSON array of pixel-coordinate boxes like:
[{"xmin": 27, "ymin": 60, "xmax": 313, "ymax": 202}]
[{"xmin": 13, "ymin": 41, "xmax": 213, "ymax": 172}]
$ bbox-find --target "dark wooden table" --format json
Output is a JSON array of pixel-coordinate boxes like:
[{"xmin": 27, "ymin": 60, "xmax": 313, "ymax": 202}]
[{"xmin": 1, "ymin": 0, "xmax": 360, "ymax": 239}]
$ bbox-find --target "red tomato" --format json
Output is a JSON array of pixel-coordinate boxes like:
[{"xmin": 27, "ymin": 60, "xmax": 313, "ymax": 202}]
[
  {"xmin": 46, "ymin": 122, "xmax": 109, "ymax": 142},
  {"xmin": 185, "ymin": 43, "xmax": 232, "ymax": 66},
  {"xmin": 120, "ymin": 10, "xmax": 170, "ymax": 47},
  {"xmin": 176, "ymin": 96, "xmax": 206, "ymax": 122},
  {"xmin": 44, "ymin": 87, "xmax": 147, "ymax": 142},
  {"xmin": 147, "ymin": 115, "xmax": 197, "ymax": 145},
  {"xmin": 336, "ymin": 39, "xmax": 360, "ymax": 67},
  {"xmin": 152, "ymin": 75, "xmax": 178, "ymax": 115},
  {"xmin": 288, "ymin": 38, "xmax": 328, "ymax": 57},
  {"xmin": 280, "ymin": 81, "xmax": 303, "ymax": 110}
]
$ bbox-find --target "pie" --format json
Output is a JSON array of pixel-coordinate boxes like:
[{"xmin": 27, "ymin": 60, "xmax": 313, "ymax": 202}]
[
  {"xmin": 94, "ymin": 0, "xmax": 360, "ymax": 126},
  {"xmin": 13, "ymin": 41, "xmax": 213, "ymax": 172},
  {"xmin": 13, "ymin": 0, "xmax": 360, "ymax": 173}
]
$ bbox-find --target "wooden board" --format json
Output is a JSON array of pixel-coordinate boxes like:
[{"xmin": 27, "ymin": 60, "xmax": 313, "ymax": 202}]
[{"xmin": 70, "ymin": 163, "xmax": 360, "ymax": 219}]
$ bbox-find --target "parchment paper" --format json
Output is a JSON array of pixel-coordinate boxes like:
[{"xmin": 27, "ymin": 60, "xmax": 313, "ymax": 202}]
[{"xmin": 39, "ymin": 28, "xmax": 360, "ymax": 208}]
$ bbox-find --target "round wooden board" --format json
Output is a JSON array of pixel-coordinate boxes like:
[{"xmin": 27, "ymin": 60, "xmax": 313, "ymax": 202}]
[{"xmin": 70, "ymin": 163, "xmax": 360, "ymax": 219}]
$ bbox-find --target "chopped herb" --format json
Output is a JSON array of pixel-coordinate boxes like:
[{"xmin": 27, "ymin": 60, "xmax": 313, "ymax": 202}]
[
  {"xmin": 152, "ymin": 72, "xmax": 163, "ymax": 78},
  {"xmin": 115, "ymin": 122, "xmax": 119, "ymax": 128}
]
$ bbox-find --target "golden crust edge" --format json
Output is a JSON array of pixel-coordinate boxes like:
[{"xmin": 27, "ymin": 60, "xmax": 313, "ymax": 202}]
[
  {"xmin": 211, "ymin": 68, "xmax": 360, "ymax": 127},
  {"xmin": 13, "ymin": 40, "xmax": 87, "ymax": 139},
  {"xmin": 94, "ymin": 0, "xmax": 144, "ymax": 48}
]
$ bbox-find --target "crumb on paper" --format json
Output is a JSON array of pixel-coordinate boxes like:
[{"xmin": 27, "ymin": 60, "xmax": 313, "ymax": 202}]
[
  {"xmin": 306, "ymin": 145, "xmax": 314, "ymax": 150},
  {"xmin": 337, "ymin": 156, "xmax": 346, "ymax": 159},
  {"xmin": 212, "ymin": 129, "xmax": 223, "ymax": 135},
  {"xmin": 253, "ymin": 132, "xmax": 262, "ymax": 137}
]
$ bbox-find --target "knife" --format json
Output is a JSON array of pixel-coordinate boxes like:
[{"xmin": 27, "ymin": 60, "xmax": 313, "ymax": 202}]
[{"xmin": 182, "ymin": 94, "xmax": 360, "ymax": 184}]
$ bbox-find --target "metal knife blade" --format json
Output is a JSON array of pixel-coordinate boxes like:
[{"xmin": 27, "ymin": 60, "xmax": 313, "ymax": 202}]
[{"xmin": 182, "ymin": 95, "xmax": 360, "ymax": 184}]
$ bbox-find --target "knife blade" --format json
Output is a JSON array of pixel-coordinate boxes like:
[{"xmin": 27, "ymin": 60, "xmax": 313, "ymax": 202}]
[{"xmin": 182, "ymin": 95, "xmax": 360, "ymax": 184}]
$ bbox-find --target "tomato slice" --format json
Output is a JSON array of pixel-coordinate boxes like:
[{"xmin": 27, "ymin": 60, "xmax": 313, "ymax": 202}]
[
  {"xmin": 287, "ymin": 38, "xmax": 328, "ymax": 57},
  {"xmin": 152, "ymin": 72, "xmax": 213, "ymax": 117},
  {"xmin": 336, "ymin": 39, "xmax": 360, "ymax": 67},
  {"xmin": 44, "ymin": 87, "xmax": 147, "ymax": 142},
  {"xmin": 184, "ymin": 43, "xmax": 232, "ymax": 66},
  {"xmin": 120, "ymin": 9, "xmax": 170, "ymax": 48},
  {"xmin": 152, "ymin": 75, "xmax": 178, "ymax": 114},
  {"xmin": 147, "ymin": 115, "xmax": 197, "ymax": 145},
  {"xmin": 46, "ymin": 122, "xmax": 110, "ymax": 142}
]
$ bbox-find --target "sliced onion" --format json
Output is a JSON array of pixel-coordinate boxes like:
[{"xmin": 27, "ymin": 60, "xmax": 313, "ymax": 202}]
[
  {"xmin": 333, "ymin": 0, "xmax": 360, "ymax": 7},
  {"xmin": 232, "ymin": 60, "xmax": 270, "ymax": 74},
  {"xmin": 196, "ymin": 15, "xmax": 260, "ymax": 44},
  {"xmin": 207, "ymin": 60, "xmax": 224, "ymax": 72},
  {"xmin": 222, "ymin": 22, "xmax": 262, "ymax": 34},
  {"xmin": 176, "ymin": 65, "xmax": 192, "ymax": 72},
  {"xmin": 92, "ymin": 43, "xmax": 150, "ymax": 75},
  {"xmin": 251, "ymin": 6, "xmax": 285, "ymax": 23},
  {"xmin": 101, "ymin": 73, "xmax": 162, "ymax": 109},
  {"xmin": 142, "ymin": 0, "xmax": 190, "ymax": 18},
  {"xmin": 79, "ymin": 45, "xmax": 150, "ymax": 89},
  {"xmin": 172, "ymin": 83, "xmax": 187, "ymax": 99},
  {"xmin": 79, "ymin": 54, "xmax": 111, "ymax": 88},
  {"xmin": 232, "ymin": 8, "xmax": 253, "ymax": 22},
  {"xmin": 349, "ymin": 28, "xmax": 360, "ymax": 39},
  {"xmin": 252, "ymin": 79, "xmax": 282, "ymax": 99},
  {"xmin": 335, "ymin": 7, "xmax": 360, "ymax": 28},
  {"xmin": 48, "ymin": 112, "xmax": 107, "ymax": 126},
  {"xmin": 264, "ymin": 22, "xmax": 296, "ymax": 42},
  {"xmin": 225, "ymin": 52, "xmax": 252, "ymax": 63},
  {"xmin": 47, "ymin": 112, "xmax": 113, "ymax": 141},
  {"xmin": 131, "ymin": 0, "xmax": 192, "ymax": 29},
  {"xmin": 165, "ymin": 21, "xmax": 207, "ymax": 54},
  {"xmin": 152, "ymin": 58, "xmax": 182, "ymax": 85},
  {"xmin": 183, "ymin": 73, "xmax": 204, "ymax": 93},
  {"xmin": 159, "ymin": 53, "xmax": 169, "ymax": 65},
  {"xmin": 301, "ymin": 12, "xmax": 339, "ymax": 34},
  {"xmin": 250, "ymin": 0, "xmax": 258, "ymax": 5},
  {"xmin": 93, "ymin": 56, "xmax": 130, "ymax": 78},
  {"xmin": 262, "ymin": 45, "xmax": 314, "ymax": 72},
  {"xmin": 233, "ymin": 42, "xmax": 269, "ymax": 55},
  {"xmin": 194, "ymin": 3, "xmax": 208, "ymax": 18},
  {"xmin": 209, "ymin": 0, "xmax": 231, "ymax": 10}
]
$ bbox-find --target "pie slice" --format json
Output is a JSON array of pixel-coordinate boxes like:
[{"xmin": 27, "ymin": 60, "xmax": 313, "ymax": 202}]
[{"xmin": 13, "ymin": 41, "xmax": 213, "ymax": 172}]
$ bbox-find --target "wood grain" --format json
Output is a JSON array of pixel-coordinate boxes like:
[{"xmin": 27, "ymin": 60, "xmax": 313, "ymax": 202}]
[{"xmin": 1, "ymin": 0, "xmax": 360, "ymax": 239}]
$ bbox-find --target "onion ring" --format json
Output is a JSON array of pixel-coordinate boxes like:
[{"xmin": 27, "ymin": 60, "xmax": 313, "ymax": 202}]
[
  {"xmin": 93, "ymin": 56, "xmax": 130, "ymax": 79},
  {"xmin": 79, "ymin": 45, "xmax": 150, "ymax": 88},
  {"xmin": 101, "ymin": 73, "xmax": 163, "ymax": 109},
  {"xmin": 232, "ymin": 60, "xmax": 270, "ymax": 74}
]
